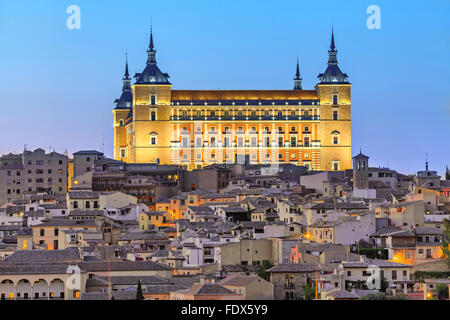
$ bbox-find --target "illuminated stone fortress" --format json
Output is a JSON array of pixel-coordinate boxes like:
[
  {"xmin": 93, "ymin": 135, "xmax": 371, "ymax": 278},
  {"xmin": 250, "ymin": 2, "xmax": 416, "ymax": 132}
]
[{"xmin": 113, "ymin": 27, "xmax": 352, "ymax": 171}]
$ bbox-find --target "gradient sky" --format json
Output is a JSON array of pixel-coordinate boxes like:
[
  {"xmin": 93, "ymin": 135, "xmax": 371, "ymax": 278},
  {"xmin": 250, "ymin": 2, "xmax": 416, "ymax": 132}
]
[{"xmin": 0, "ymin": 0, "xmax": 449, "ymax": 176}]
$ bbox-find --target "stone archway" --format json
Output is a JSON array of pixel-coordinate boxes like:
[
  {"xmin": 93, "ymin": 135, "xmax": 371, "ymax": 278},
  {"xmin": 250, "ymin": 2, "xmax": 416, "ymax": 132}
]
[
  {"xmin": 49, "ymin": 279, "xmax": 65, "ymax": 299},
  {"xmin": 33, "ymin": 279, "xmax": 49, "ymax": 300},
  {"xmin": 16, "ymin": 279, "xmax": 32, "ymax": 300},
  {"xmin": 0, "ymin": 279, "xmax": 14, "ymax": 300}
]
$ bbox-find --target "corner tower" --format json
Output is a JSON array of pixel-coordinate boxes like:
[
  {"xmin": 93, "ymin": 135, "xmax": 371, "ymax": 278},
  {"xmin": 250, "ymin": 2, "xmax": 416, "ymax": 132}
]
[
  {"xmin": 315, "ymin": 27, "xmax": 352, "ymax": 171},
  {"xmin": 113, "ymin": 53, "xmax": 133, "ymax": 160},
  {"xmin": 127, "ymin": 26, "xmax": 172, "ymax": 163}
]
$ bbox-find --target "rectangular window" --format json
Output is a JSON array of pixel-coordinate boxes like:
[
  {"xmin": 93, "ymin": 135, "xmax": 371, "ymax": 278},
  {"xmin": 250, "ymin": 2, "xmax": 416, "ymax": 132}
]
[
  {"xmin": 278, "ymin": 137, "xmax": 283, "ymax": 147},
  {"xmin": 151, "ymin": 137, "xmax": 157, "ymax": 145},
  {"xmin": 332, "ymin": 94, "xmax": 339, "ymax": 105},
  {"xmin": 195, "ymin": 137, "xmax": 202, "ymax": 147},
  {"xmin": 150, "ymin": 111, "xmax": 156, "ymax": 121},
  {"xmin": 290, "ymin": 137, "xmax": 296, "ymax": 147},
  {"xmin": 304, "ymin": 137, "xmax": 310, "ymax": 147},
  {"xmin": 392, "ymin": 270, "xmax": 397, "ymax": 280},
  {"xmin": 332, "ymin": 161, "xmax": 340, "ymax": 171},
  {"xmin": 333, "ymin": 111, "xmax": 339, "ymax": 120},
  {"xmin": 150, "ymin": 95, "xmax": 157, "ymax": 105},
  {"xmin": 120, "ymin": 148, "xmax": 126, "ymax": 158},
  {"xmin": 333, "ymin": 136, "xmax": 339, "ymax": 144}
]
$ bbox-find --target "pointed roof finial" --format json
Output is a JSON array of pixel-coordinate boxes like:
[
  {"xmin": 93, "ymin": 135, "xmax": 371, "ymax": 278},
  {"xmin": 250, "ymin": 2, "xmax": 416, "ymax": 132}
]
[
  {"xmin": 149, "ymin": 24, "xmax": 155, "ymax": 52},
  {"xmin": 293, "ymin": 53, "xmax": 302, "ymax": 90},
  {"xmin": 330, "ymin": 25, "xmax": 336, "ymax": 51},
  {"xmin": 124, "ymin": 52, "xmax": 130, "ymax": 79}
]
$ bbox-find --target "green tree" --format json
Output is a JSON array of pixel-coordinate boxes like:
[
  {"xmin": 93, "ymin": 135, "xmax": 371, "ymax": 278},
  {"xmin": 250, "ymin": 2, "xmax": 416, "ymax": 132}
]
[
  {"xmin": 433, "ymin": 283, "xmax": 449, "ymax": 300},
  {"xmin": 446, "ymin": 165, "xmax": 450, "ymax": 180},
  {"xmin": 300, "ymin": 284, "xmax": 315, "ymax": 300},
  {"xmin": 255, "ymin": 260, "xmax": 274, "ymax": 281},
  {"xmin": 136, "ymin": 280, "xmax": 144, "ymax": 300},
  {"xmin": 441, "ymin": 219, "xmax": 450, "ymax": 266},
  {"xmin": 380, "ymin": 277, "xmax": 389, "ymax": 293}
]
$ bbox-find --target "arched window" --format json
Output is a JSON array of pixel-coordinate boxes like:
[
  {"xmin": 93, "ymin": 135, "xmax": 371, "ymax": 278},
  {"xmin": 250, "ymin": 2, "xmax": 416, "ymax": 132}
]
[{"xmin": 119, "ymin": 119, "xmax": 124, "ymax": 126}]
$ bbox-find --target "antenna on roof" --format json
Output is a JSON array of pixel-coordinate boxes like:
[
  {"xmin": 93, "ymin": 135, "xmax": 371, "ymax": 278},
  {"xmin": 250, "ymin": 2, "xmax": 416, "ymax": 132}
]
[{"xmin": 425, "ymin": 152, "xmax": 429, "ymax": 171}]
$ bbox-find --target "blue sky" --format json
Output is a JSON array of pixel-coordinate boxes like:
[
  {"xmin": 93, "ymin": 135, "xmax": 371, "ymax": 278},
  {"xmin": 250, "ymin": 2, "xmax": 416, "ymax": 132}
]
[{"xmin": 0, "ymin": 0, "xmax": 449, "ymax": 176}]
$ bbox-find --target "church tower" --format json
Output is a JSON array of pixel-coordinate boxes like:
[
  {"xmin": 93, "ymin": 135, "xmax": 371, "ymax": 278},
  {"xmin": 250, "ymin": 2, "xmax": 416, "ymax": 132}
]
[
  {"xmin": 315, "ymin": 27, "xmax": 352, "ymax": 171},
  {"xmin": 353, "ymin": 151, "xmax": 369, "ymax": 189}
]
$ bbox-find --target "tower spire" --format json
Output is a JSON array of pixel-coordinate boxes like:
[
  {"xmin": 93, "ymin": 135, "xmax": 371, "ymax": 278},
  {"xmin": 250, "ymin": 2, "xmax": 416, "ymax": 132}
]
[
  {"xmin": 124, "ymin": 52, "xmax": 130, "ymax": 80},
  {"xmin": 293, "ymin": 54, "xmax": 302, "ymax": 90},
  {"xmin": 330, "ymin": 25, "xmax": 336, "ymax": 52},
  {"xmin": 122, "ymin": 52, "xmax": 131, "ymax": 92},
  {"xmin": 149, "ymin": 24, "xmax": 155, "ymax": 52},
  {"xmin": 147, "ymin": 24, "xmax": 156, "ymax": 64},
  {"xmin": 328, "ymin": 26, "xmax": 338, "ymax": 65}
]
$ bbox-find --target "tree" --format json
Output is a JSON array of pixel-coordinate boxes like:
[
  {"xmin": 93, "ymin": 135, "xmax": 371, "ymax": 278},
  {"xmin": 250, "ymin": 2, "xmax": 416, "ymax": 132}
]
[
  {"xmin": 441, "ymin": 219, "xmax": 450, "ymax": 267},
  {"xmin": 136, "ymin": 280, "xmax": 144, "ymax": 300},
  {"xmin": 446, "ymin": 165, "xmax": 450, "ymax": 180},
  {"xmin": 300, "ymin": 284, "xmax": 315, "ymax": 300},
  {"xmin": 380, "ymin": 277, "xmax": 389, "ymax": 293},
  {"xmin": 255, "ymin": 260, "xmax": 274, "ymax": 282},
  {"xmin": 433, "ymin": 283, "xmax": 449, "ymax": 300}
]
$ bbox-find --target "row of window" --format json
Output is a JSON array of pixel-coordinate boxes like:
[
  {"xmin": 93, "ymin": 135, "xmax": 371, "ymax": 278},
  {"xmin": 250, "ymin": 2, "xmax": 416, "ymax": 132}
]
[
  {"xmin": 180, "ymin": 136, "xmax": 314, "ymax": 148},
  {"xmin": 6, "ymin": 169, "xmax": 64, "ymax": 176},
  {"xmin": 72, "ymin": 200, "xmax": 99, "ymax": 209}
]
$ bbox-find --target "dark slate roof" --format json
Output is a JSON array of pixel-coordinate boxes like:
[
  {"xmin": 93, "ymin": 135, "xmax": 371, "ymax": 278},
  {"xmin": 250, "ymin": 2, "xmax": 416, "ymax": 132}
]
[
  {"xmin": 310, "ymin": 202, "xmax": 367, "ymax": 210},
  {"xmin": 73, "ymin": 150, "xmax": 104, "ymax": 156},
  {"xmin": 187, "ymin": 283, "xmax": 237, "ymax": 295},
  {"xmin": 68, "ymin": 191, "xmax": 100, "ymax": 199},
  {"xmin": 329, "ymin": 289, "xmax": 359, "ymax": 299},
  {"xmin": 415, "ymin": 227, "xmax": 443, "ymax": 235},
  {"xmin": 78, "ymin": 260, "xmax": 172, "ymax": 272},
  {"xmin": 5, "ymin": 247, "xmax": 81, "ymax": 263},
  {"xmin": 33, "ymin": 219, "xmax": 97, "ymax": 228},
  {"xmin": 353, "ymin": 152, "xmax": 369, "ymax": 159},
  {"xmin": 145, "ymin": 284, "xmax": 188, "ymax": 294},
  {"xmin": 134, "ymin": 64, "xmax": 171, "ymax": 85},
  {"xmin": 0, "ymin": 263, "xmax": 84, "ymax": 275},
  {"xmin": 86, "ymin": 275, "xmax": 169, "ymax": 287},
  {"xmin": 267, "ymin": 263, "xmax": 317, "ymax": 273},
  {"xmin": 219, "ymin": 275, "xmax": 265, "ymax": 286}
]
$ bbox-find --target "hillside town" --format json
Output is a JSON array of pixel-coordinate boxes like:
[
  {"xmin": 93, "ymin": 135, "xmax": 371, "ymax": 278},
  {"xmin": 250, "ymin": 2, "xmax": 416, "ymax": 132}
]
[{"xmin": 0, "ymin": 148, "xmax": 449, "ymax": 300}]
